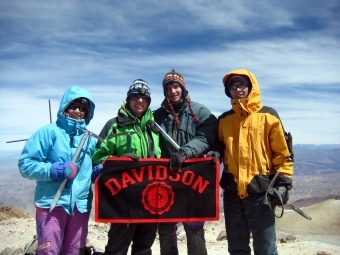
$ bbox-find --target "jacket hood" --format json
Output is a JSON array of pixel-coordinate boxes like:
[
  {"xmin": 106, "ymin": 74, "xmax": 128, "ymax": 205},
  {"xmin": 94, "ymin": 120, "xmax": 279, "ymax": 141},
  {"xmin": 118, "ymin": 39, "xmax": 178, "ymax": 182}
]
[
  {"xmin": 57, "ymin": 86, "xmax": 95, "ymax": 125},
  {"xmin": 222, "ymin": 69, "xmax": 263, "ymax": 113}
]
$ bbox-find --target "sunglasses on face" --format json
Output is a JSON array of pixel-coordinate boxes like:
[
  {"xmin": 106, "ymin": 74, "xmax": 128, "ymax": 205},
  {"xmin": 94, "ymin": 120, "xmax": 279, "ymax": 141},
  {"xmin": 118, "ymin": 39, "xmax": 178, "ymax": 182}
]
[
  {"xmin": 130, "ymin": 95, "xmax": 149, "ymax": 103},
  {"xmin": 229, "ymin": 84, "xmax": 247, "ymax": 90},
  {"xmin": 67, "ymin": 103, "xmax": 88, "ymax": 112}
]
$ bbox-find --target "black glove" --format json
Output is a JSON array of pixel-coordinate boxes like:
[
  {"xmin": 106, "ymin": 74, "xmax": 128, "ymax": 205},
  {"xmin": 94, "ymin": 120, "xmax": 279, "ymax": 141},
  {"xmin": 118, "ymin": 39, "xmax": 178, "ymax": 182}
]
[
  {"xmin": 206, "ymin": 151, "xmax": 220, "ymax": 163},
  {"xmin": 273, "ymin": 176, "xmax": 293, "ymax": 190},
  {"xmin": 169, "ymin": 150, "xmax": 187, "ymax": 171},
  {"xmin": 120, "ymin": 153, "xmax": 140, "ymax": 161},
  {"xmin": 270, "ymin": 186, "xmax": 289, "ymax": 207}
]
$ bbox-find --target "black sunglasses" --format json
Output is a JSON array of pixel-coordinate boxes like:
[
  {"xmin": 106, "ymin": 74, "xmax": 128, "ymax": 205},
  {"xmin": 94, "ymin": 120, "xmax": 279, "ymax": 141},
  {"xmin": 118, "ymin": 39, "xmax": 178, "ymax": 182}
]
[
  {"xmin": 67, "ymin": 103, "xmax": 88, "ymax": 112},
  {"xmin": 229, "ymin": 84, "xmax": 247, "ymax": 90},
  {"xmin": 130, "ymin": 95, "xmax": 149, "ymax": 102}
]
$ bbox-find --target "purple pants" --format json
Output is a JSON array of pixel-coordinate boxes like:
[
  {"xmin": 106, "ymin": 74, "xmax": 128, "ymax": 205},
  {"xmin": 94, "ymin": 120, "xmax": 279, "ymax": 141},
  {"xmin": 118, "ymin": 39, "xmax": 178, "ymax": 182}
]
[{"xmin": 36, "ymin": 206, "xmax": 90, "ymax": 255}]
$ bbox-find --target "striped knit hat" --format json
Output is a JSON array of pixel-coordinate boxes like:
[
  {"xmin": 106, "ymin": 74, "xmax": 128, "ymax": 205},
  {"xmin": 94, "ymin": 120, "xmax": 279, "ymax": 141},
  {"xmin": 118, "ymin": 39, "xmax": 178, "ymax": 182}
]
[
  {"xmin": 126, "ymin": 79, "xmax": 151, "ymax": 105},
  {"xmin": 162, "ymin": 70, "xmax": 188, "ymax": 98},
  {"xmin": 162, "ymin": 70, "xmax": 199, "ymax": 125}
]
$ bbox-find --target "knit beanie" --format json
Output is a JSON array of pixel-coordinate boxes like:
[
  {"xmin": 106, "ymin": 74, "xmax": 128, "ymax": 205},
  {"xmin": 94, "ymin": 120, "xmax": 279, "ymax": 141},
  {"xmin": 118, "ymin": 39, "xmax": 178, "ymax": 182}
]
[
  {"xmin": 162, "ymin": 70, "xmax": 188, "ymax": 98},
  {"xmin": 126, "ymin": 79, "xmax": 151, "ymax": 105},
  {"xmin": 162, "ymin": 70, "xmax": 199, "ymax": 125},
  {"xmin": 223, "ymin": 75, "xmax": 251, "ymax": 98}
]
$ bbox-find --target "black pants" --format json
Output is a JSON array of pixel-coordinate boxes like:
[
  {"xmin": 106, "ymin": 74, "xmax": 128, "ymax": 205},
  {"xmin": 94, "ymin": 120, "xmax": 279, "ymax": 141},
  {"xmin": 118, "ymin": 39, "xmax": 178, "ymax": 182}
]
[
  {"xmin": 158, "ymin": 222, "xmax": 207, "ymax": 255},
  {"xmin": 104, "ymin": 223, "xmax": 158, "ymax": 255}
]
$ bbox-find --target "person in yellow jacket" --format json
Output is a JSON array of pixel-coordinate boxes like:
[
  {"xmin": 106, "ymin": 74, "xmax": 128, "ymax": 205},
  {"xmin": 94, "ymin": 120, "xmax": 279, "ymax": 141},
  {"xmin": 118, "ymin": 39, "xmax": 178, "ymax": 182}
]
[{"xmin": 218, "ymin": 69, "xmax": 294, "ymax": 255}]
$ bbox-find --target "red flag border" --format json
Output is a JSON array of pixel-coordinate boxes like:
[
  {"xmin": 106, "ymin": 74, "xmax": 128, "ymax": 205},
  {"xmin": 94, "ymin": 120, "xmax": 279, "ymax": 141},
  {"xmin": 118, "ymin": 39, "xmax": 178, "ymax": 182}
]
[{"xmin": 94, "ymin": 157, "xmax": 220, "ymax": 223}]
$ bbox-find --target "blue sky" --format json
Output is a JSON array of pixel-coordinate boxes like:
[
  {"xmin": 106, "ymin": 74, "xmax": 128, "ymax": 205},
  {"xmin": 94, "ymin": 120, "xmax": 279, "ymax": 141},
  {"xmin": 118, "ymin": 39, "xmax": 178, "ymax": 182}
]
[{"xmin": 1, "ymin": 0, "xmax": 339, "ymax": 154}]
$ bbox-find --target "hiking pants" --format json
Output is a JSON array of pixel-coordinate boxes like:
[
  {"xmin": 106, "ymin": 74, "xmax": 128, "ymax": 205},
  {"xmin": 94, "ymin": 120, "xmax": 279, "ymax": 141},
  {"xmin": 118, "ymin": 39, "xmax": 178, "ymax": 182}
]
[
  {"xmin": 223, "ymin": 192, "xmax": 278, "ymax": 255},
  {"xmin": 158, "ymin": 222, "xmax": 207, "ymax": 255},
  {"xmin": 104, "ymin": 223, "xmax": 158, "ymax": 255},
  {"xmin": 35, "ymin": 206, "xmax": 90, "ymax": 255}
]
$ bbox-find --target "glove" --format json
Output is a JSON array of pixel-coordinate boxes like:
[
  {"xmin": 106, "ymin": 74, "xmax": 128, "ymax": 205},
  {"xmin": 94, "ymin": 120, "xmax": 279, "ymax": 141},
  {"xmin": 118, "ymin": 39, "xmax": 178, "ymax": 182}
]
[
  {"xmin": 50, "ymin": 161, "xmax": 79, "ymax": 181},
  {"xmin": 120, "ymin": 153, "xmax": 140, "ymax": 161},
  {"xmin": 91, "ymin": 163, "xmax": 103, "ymax": 181},
  {"xmin": 274, "ymin": 176, "xmax": 293, "ymax": 190},
  {"xmin": 206, "ymin": 151, "xmax": 220, "ymax": 163},
  {"xmin": 270, "ymin": 186, "xmax": 289, "ymax": 207},
  {"xmin": 169, "ymin": 150, "xmax": 187, "ymax": 171}
]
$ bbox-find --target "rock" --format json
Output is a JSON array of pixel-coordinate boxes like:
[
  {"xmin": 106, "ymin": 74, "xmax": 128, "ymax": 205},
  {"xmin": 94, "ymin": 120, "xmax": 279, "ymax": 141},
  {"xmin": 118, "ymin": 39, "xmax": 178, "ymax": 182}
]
[
  {"xmin": 279, "ymin": 237, "xmax": 287, "ymax": 243},
  {"xmin": 286, "ymin": 234, "xmax": 298, "ymax": 242},
  {"xmin": 216, "ymin": 230, "xmax": 227, "ymax": 241},
  {"xmin": 279, "ymin": 234, "xmax": 298, "ymax": 243},
  {"xmin": 317, "ymin": 251, "xmax": 332, "ymax": 255},
  {"xmin": 0, "ymin": 205, "xmax": 31, "ymax": 221}
]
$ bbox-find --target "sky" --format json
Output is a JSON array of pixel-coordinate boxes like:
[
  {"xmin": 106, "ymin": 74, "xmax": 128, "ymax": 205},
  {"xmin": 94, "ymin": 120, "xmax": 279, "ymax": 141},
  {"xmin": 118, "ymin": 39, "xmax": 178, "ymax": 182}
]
[{"xmin": 1, "ymin": 0, "xmax": 340, "ymax": 154}]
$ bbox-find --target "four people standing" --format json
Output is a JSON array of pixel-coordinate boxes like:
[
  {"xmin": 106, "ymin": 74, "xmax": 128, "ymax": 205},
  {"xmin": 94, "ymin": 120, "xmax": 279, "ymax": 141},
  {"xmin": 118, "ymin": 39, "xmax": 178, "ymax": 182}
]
[{"xmin": 18, "ymin": 69, "xmax": 293, "ymax": 255}]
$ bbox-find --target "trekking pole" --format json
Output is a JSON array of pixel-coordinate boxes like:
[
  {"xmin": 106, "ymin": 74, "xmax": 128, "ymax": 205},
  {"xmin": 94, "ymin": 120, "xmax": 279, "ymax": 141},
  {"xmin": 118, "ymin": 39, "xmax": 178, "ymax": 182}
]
[{"xmin": 50, "ymin": 130, "xmax": 90, "ymax": 212}]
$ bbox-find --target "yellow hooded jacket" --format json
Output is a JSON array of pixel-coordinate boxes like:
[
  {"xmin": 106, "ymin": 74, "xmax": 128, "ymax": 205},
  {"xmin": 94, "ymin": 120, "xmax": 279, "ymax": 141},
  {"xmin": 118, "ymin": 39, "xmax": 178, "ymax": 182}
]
[{"xmin": 218, "ymin": 69, "xmax": 293, "ymax": 199}]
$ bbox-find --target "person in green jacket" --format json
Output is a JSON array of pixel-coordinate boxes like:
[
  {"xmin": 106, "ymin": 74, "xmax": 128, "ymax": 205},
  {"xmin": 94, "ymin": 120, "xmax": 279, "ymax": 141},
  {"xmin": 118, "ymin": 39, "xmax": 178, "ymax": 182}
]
[{"xmin": 92, "ymin": 79, "xmax": 161, "ymax": 255}]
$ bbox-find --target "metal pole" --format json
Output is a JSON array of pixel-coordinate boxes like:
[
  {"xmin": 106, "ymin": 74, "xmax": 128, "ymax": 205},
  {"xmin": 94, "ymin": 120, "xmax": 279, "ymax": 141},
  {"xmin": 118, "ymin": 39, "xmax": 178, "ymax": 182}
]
[
  {"xmin": 76, "ymin": 127, "xmax": 106, "ymax": 144},
  {"xmin": 151, "ymin": 121, "xmax": 180, "ymax": 150},
  {"xmin": 49, "ymin": 99, "xmax": 52, "ymax": 123},
  {"xmin": 286, "ymin": 201, "xmax": 312, "ymax": 220},
  {"xmin": 22, "ymin": 234, "xmax": 37, "ymax": 255},
  {"xmin": 6, "ymin": 139, "xmax": 28, "ymax": 143}
]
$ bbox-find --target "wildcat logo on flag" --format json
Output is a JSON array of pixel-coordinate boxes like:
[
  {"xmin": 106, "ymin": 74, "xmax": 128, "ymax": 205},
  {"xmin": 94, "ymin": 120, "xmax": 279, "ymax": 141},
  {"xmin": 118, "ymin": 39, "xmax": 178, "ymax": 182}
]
[{"xmin": 95, "ymin": 157, "xmax": 220, "ymax": 223}]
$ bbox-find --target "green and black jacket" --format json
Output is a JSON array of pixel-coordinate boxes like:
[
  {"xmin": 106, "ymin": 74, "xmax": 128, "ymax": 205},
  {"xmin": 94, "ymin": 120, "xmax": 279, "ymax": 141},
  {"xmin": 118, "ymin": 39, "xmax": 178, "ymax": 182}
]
[{"xmin": 92, "ymin": 104, "xmax": 161, "ymax": 165}]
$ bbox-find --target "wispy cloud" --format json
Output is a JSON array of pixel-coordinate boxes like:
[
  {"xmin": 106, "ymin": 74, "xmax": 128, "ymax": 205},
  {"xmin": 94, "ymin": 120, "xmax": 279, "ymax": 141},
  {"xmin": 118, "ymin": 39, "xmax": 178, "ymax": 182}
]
[{"xmin": 1, "ymin": 0, "xmax": 339, "ymax": 152}]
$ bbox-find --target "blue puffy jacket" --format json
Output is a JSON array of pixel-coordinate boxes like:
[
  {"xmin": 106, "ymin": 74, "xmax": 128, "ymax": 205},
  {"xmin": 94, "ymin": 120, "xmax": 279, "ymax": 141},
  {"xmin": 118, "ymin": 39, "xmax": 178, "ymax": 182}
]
[{"xmin": 18, "ymin": 86, "xmax": 96, "ymax": 215}]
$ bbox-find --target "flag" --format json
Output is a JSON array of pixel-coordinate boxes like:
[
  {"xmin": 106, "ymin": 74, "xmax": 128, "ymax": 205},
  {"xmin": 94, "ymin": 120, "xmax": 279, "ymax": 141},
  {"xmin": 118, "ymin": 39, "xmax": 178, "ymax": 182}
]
[{"xmin": 95, "ymin": 157, "xmax": 220, "ymax": 223}]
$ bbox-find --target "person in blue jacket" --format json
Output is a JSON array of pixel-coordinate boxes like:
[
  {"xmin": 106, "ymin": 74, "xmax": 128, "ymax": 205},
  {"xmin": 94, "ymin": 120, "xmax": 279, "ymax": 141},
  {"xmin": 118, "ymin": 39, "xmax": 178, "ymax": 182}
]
[{"xmin": 18, "ymin": 86, "xmax": 96, "ymax": 255}]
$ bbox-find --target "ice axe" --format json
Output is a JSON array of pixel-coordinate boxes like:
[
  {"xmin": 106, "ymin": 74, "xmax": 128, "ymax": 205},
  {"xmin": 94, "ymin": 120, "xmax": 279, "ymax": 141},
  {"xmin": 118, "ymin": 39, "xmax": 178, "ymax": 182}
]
[
  {"xmin": 76, "ymin": 127, "xmax": 106, "ymax": 144},
  {"xmin": 50, "ymin": 127, "xmax": 105, "ymax": 212},
  {"xmin": 50, "ymin": 129, "xmax": 90, "ymax": 212},
  {"xmin": 262, "ymin": 171, "xmax": 312, "ymax": 220},
  {"xmin": 150, "ymin": 121, "xmax": 180, "ymax": 150}
]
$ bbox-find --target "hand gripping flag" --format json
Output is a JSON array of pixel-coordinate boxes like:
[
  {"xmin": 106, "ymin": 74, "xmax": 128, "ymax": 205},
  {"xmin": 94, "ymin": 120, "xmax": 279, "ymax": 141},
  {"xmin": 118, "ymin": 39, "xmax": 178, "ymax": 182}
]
[{"xmin": 95, "ymin": 157, "xmax": 220, "ymax": 223}]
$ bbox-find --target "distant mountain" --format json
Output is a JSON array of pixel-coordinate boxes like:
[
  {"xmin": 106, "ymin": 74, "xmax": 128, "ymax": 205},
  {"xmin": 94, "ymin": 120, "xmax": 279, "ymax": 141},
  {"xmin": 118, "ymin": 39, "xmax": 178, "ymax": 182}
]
[
  {"xmin": 295, "ymin": 144, "xmax": 340, "ymax": 149},
  {"xmin": 0, "ymin": 144, "xmax": 339, "ymax": 216},
  {"xmin": 293, "ymin": 144, "xmax": 340, "ymax": 175}
]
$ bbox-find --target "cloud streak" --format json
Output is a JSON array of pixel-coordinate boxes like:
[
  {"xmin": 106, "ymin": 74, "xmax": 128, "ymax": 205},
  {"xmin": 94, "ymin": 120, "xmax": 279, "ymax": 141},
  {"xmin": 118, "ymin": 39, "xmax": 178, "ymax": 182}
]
[{"xmin": 1, "ymin": 0, "xmax": 339, "ymax": 152}]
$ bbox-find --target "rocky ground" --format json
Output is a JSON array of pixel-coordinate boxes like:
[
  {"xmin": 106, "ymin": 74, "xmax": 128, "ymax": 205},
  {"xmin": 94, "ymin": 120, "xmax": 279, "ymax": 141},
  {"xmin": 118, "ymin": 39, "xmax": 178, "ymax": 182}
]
[{"xmin": 1, "ymin": 199, "xmax": 340, "ymax": 255}]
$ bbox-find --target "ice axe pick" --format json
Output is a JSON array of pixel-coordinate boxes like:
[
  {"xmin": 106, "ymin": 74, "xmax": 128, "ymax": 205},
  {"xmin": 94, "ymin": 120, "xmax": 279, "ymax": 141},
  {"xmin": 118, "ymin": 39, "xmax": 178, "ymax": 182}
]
[{"xmin": 50, "ymin": 128, "xmax": 105, "ymax": 212}]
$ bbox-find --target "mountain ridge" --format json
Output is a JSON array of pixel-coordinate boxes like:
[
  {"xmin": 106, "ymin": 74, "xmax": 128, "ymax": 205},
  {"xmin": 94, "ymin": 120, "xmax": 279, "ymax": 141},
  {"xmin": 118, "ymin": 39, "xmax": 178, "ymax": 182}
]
[{"xmin": 1, "ymin": 144, "xmax": 339, "ymax": 217}]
